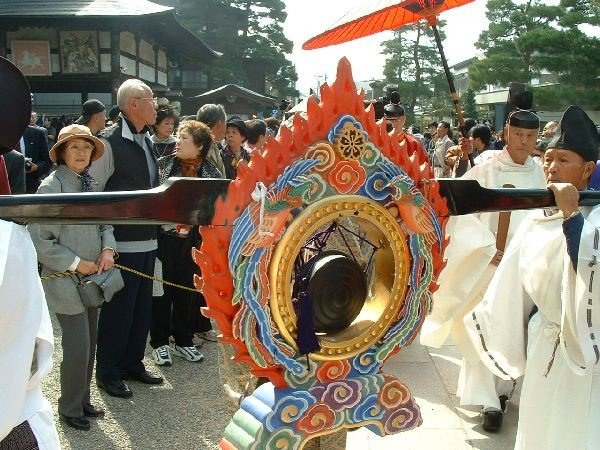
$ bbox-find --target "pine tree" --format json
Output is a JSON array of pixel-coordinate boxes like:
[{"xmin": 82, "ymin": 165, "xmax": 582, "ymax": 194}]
[
  {"xmin": 461, "ymin": 88, "xmax": 478, "ymax": 120},
  {"xmin": 468, "ymin": 0, "xmax": 600, "ymax": 109},
  {"xmin": 230, "ymin": 0, "xmax": 299, "ymax": 98},
  {"xmin": 380, "ymin": 21, "xmax": 453, "ymax": 124},
  {"xmin": 158, "ymin": 0, "xmax": 298, "ymax": 98}
]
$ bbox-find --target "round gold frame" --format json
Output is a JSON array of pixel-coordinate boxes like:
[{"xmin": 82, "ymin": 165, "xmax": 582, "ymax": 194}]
[{"xmin": 270, "ymin": 195, "xmax": 411, "ymax": 361}]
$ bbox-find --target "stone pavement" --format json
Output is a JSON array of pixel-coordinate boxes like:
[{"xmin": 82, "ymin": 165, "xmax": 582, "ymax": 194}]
[{"xmin": 345, "ymin": 338, "xmax": 519, "ymax": 450}]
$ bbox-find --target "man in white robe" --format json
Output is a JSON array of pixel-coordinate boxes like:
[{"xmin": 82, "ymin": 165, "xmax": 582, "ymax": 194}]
[
  {"xmin": 0, "ymin": 55, "xmax": 60, "ymax": 450},
  {"xmin": 421, "ymin": 101, "xmax": 546, "ymax": 430},
  {"xmin": 0, "ymin": 222, "xmax": 61, "ymax": 449},
  {"xmin": 463, "ymin": 105, "xmax": 600, "ymax": 449}
]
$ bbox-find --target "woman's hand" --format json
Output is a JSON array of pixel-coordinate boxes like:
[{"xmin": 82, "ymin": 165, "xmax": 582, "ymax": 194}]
[
  {"xmin": 96, "ymin": 248, "xmax": 115, "ymax": 274},
  {"xmin": 77, "ymin": 259, "xmax": 99, "ymax": 275}
]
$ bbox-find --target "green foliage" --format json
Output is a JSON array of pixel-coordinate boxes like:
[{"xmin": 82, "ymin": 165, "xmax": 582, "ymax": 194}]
[
  {"xmin": 168, "ymin": 0, "xmax": 298, "ymax": 98},
  {"xmin": 533, "ymin": 84, "xmax": 600, "ymax": 110},
  {"xmin": 461, "ymin": 88, "xmax": 478, "ymax": 119},
  {"xmin": 470, "ymin": 0, "xmax": 600, "ymax": 107},
  {"xmin": 380, "ymin": 20, "xmax": 453, "ymax": 123}
]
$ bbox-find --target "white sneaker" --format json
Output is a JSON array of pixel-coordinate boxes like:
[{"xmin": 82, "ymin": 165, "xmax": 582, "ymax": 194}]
[
  {"xmin": 172, "ymin": 344, "xmax": 204, "ymax": 362},
  {"xmin": 152, "ymin": 345, "xmax": 172, "ymax": 366}
]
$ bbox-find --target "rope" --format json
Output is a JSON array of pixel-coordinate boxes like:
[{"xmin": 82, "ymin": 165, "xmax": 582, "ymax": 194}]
[
  {"xmin": 40, "ymin": 263, "xmax": 199, "ymax": 293},
  {"xmin": 251, "ymin": 182, "xmax": 274, "ymax": 238},
  {"xmin": 114, "ymin": 263, "xmax": 199, "ymax": 293}
]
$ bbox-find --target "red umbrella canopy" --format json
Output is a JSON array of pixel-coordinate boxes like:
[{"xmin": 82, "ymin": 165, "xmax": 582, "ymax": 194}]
[{"xmin": 303, "ymin": 0, "xmax": 474, "ymax": 50}]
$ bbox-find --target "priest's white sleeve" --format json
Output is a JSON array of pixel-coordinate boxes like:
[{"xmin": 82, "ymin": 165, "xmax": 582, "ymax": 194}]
[
  {"xmin": 463, "ymin": 214, "xmax": 535, "ymax": 381},
  {"xmin": 0, "ymin": 222, "xmax": 59, "ymax": 448},
  {"xmin": 421, "ymin": 213, "xmax": 496, "ymax": 347},
  {"xmin": 562, "ymin": 206, "xmax": 600, "ymax": 375}
]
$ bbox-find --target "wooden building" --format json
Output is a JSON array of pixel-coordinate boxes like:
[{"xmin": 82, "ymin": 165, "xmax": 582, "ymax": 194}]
[
  {"xmin": 0, "ymin": 0, "xmax": 219, "ymax": 116},
  {"xmin": 191, "ymin": 84, "xmax": 277, "ymax": 119}
]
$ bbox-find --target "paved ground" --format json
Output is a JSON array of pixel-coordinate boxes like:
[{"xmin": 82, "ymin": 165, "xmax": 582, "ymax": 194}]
[
  {"xmin": 346, "ymin": 339, "xmax": 519, "ymax": 450},
  {"xmin": 42, "ymin": 319, "xmax": 518, "ymax": 450}
]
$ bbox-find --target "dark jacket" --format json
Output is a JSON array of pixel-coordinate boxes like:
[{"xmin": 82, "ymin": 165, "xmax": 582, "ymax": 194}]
[
  {"xmin": 157, "ymin": 154, "xmax": 222, "ymax": 259},
  {"xmin": 157, "ymin": 154, "xmax": 223, "ymax": 186},
  {"xmin": 22, "ymin": 125, "xmax": 51, "ymax": 193},
  {"xmin": 100, "ymin": 118, "xmax": 158, "ymax": 242},
  {"xmin": 220, "ymin": 145, "xmax": 250, "ymax": 179},
  {"xmin": 3, "ymin": 150, "xmax": 26, "ymax": 194}
]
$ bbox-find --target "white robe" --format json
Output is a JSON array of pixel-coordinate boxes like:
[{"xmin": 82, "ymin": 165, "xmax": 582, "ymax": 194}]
[
  {"xmin": 0, "ymin": 221, "xmax": 60, "ymax": 449},
  {"xmin": 420, "ymin": 149, "xmax": 546, "ymax": 407},
  {"xmin": 464, "ymin": 206, "xmax": 600, "ymax": 450},
  {"xmin": 422, "ymin": 150, "xmax": 546, "ymax": 347}
]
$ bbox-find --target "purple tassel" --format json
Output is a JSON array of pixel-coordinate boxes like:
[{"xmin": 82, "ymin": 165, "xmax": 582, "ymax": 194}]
[{"xmin": 293, "ymin": 290, "xmax": 321, "ymax": 355}]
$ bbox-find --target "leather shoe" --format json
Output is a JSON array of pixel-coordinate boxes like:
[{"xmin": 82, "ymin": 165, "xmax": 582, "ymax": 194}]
[
  {"xmin": 96, "ymin": 378, "xmax": 133, "ymax": 398},
  {"xmin": 82, "ymin": 403, "xmax": 105, "ymax": 417},
  {"xmin": 499, "ymin": 395, "xmax": 509, "ymax": 413},
  {"xmin": 481, "ymin": 408, "xmax": 503, "ymax": 432},
  {"xmin": 123, "ymin": 370, "xmax": 164, "ymax": 385},
  {"xmin": 59, "ymin": 413, "xmax": 90, "ymax": 431}
]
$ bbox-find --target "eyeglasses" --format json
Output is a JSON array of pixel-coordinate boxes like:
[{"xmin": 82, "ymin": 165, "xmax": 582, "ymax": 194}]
[
  {"xmin": 136, "ymin": 97, "xmax": 158, "ymax": 106},
  {"xmin": 66, "ymin": 144, "xmax": 94, "ymax": 153}
]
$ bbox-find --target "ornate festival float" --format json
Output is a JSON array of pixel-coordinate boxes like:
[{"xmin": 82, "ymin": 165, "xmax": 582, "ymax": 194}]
[
  {"xmin": 1, "ymin": 49, "xmax": 598, "ymax": 449},
  {"xmin": 195, "ymin": 57, "xmax": 449, "ymax": 449}
]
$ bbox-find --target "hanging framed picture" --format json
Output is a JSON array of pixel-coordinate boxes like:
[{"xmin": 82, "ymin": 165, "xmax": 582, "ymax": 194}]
[
  {"xmin": 60, "ymin": 31, "xmax": 99, "ymax": 74},
  {"xmin": 11, "ymin": 41, "xmax": 52, "ymax": 76}
]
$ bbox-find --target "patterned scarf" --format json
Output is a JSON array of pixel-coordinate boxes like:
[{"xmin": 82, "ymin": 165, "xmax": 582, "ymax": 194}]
[
  {"xmin": 179, "ymin": 156, "xmax": 204, "ymax": 178},
  {"xmin": 79, "ymin": 167, "xmax": 95, "ymax": 192}
]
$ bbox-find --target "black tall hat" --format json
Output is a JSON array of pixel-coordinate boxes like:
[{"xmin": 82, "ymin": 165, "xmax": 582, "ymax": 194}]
[
  {"xmin": 0, "ymin": 57, "xmax": 31, "ymax": 154},
  {"xmin": 383, "ymin": 91, "xmax": 405, "ymax": 117},
  {"xmin": 505, "ymin": 82, "xmax": 539, "ymax": 130},
  {"xmin": 508, "ymin": 110, "xmax": 539, "ymax": 129},
  {"xmin": 548, "ymin": 105, "xmax": 599, "ymax": 162}
]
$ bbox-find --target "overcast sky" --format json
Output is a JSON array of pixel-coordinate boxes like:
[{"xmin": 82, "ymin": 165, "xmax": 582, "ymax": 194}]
[{"xmin": 282, "ymin": 0, "xmax": 490, "ymax": 96}]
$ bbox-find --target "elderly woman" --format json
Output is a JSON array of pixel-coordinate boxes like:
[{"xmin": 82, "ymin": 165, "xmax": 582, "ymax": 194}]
[
  {"xmin": 150, "ymin": 120, "xmax": 221, "ymax": 366},
  {"xmin": 28, "ymin": 124, "xmax": 116, "ymax": 431},
  {"xmin": 151, "ymin": 105, "xmax": 178, "ymax": 159}
]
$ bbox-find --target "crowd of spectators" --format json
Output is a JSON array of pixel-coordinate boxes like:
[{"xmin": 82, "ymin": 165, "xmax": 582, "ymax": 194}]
[{"xmin": 7, "ymin": 79, "xmax": 276, "ymax": 432}]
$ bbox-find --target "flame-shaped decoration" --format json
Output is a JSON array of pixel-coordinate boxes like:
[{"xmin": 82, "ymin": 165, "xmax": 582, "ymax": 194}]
[{"xmin": 194, "ymin": 57, "xmax": 450, "ymax": 449}]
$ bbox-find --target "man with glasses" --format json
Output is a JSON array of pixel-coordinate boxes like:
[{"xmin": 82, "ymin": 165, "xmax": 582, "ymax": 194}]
[
  {"xmin": 90, "ymin": 79, "xmax": 163, "ymax": 399},
  {"xmin": 422, "ymin": 88, "xmax": 547, "ymax": 432}
]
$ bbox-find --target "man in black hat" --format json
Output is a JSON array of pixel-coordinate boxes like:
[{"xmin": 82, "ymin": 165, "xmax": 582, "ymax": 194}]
[
  {"xmin": 75, "ymin": 99, "xmax": 106, "ymax": 136},
  {"xmin": 382, "ymin": 91, "xmax": 428, "ymax": 166},
  {"xmin": 463, "ymin": 105, "xmax": 600, "ymax": 449},
  {"xmin": 221, "ymin": 116, "xmax": 249, "ymax": 179},
  {"xmin": 422, "ymin": 85, "xmax": 547, "ymax": 432}
]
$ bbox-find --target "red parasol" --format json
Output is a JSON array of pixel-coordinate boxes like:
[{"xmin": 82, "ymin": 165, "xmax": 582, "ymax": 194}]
[{"xmin": 303, "ymin": 0, "xmax": 475, "ymax": 128}]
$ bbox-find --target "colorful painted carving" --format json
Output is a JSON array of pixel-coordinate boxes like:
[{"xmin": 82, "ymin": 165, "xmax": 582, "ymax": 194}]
[{"xmin": 194, "ymin": 57, "xmax": 449, "ymax": 449}]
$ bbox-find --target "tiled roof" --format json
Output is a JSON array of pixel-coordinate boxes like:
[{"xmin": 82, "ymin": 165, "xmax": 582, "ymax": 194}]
[
  {"xmin": 0, "ymin": 0, "xmax": 172, "ymax": 17},
  {"xmin": 193, "ymin": 84, "xmax": 276, "ymax": 102}
]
